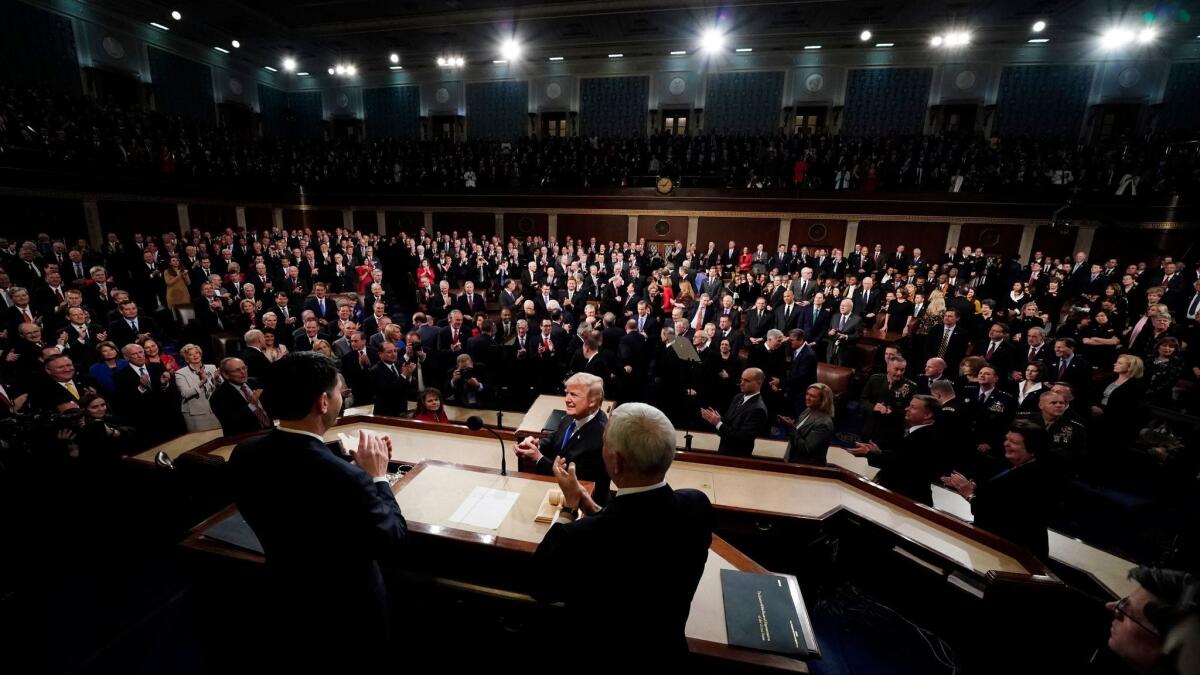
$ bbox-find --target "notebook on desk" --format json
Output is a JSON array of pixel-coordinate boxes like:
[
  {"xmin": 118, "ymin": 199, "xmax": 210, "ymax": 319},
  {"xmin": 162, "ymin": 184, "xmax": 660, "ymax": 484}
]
[
  {"xmin": 721, "ymin": 569, "xmax": 817, "ymax": 657},
  {"xmin": 203, "ymin": 511, "xmax": 264, "ymax": 555}
]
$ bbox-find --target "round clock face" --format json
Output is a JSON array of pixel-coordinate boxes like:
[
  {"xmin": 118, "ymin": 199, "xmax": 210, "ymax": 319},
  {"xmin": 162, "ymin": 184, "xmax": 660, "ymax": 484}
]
[{"xmin": 656, "ymin": 177, "xmax": 673, "ymax": 194}]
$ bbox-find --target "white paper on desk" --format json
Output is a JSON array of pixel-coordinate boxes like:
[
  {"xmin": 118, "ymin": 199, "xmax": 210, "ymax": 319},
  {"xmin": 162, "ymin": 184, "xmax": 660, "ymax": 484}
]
[{"xmin": 448, "ymin": 486, "xmax": 521, "ymax": 530}]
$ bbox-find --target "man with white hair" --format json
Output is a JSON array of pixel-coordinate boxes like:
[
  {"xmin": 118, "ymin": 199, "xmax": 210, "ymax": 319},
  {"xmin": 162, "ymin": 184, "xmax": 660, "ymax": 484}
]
[
  {"xmin": 515, "ymin": 372, "xmax": 611, "ymax": 503},
  {"xmin": 532, "ymin": 402, "xmax": 712, "ymax": 661}
]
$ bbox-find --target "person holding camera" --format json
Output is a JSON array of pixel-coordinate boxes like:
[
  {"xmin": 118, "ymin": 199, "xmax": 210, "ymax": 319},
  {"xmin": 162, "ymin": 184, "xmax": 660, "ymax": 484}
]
[
  {"xmin": 69, "ymin": 393, "xmax": 136, "ymax": 466},
  {"xmin": 446, "ymin": 353, "xmax": 490, "ymax": 408}
]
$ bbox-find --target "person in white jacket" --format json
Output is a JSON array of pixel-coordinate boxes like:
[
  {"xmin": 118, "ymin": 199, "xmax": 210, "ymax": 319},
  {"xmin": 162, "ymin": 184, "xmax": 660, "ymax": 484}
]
[{"xmin": 175, "ymin": 343, "xmax": 222, "ymax": 432}]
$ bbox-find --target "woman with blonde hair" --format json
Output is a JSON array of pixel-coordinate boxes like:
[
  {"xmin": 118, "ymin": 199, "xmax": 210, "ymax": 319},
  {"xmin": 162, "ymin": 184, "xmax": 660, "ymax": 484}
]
[
  {"xmin": 1091, "ymin": 353, "xmax": 1146, "ymax": 449},
  {"xmin": 174, "ymin": 343, "xmax": 221, "ymax": 431},
  {"xmin": 780, "ymin": 383, "xmax": 836, "ymax": 465}
]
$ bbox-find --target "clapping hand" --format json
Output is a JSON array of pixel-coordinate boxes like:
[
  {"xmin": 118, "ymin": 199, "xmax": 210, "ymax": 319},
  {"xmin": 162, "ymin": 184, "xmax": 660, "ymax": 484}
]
[
  {"xmin": 848, "ymin": 441, "xmax": 879, "ymax": 457},
  {"xmin": 551, "ymin": 457, "xmax": 585, "ymax": 509},
  {"xmin": 352, "ymin": 430, "xmax": 391, "ymax": 478},
  {"xmin": 514, "ymin": 436, "xmax": 543, "ymax": 464}
]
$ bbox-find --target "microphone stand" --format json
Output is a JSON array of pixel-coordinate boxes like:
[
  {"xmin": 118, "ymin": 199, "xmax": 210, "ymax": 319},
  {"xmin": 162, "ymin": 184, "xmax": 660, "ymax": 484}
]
[{"xmin": 467, "ymin": 416, "xmax": 507, "ymax": 476}]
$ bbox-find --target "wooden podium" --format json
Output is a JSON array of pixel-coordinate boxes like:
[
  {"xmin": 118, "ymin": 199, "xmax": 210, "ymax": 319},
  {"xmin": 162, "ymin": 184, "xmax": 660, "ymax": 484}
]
[{"xmin": 183, "ymin": 459, "xmax": 815, "ymax": 672}]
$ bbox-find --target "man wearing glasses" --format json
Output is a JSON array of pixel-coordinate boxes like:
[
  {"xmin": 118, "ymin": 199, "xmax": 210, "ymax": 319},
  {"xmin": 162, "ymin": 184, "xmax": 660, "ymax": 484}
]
[{"xmin": 1104, "ymin": 566, "xmax": 1196, "ymax": 673}]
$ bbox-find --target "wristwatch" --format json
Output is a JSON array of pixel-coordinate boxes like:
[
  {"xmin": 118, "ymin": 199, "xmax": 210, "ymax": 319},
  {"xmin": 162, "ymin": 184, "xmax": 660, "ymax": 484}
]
[{"xmin": 559, "ymin": 505, "xmax": 580, "ymax": 519}]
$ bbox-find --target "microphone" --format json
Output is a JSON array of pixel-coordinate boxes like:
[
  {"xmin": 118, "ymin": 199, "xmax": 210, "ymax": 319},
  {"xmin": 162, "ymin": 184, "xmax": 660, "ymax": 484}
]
[{"xmin": 466, "ymin": 415, "xmax": 507, "ymax": 476}]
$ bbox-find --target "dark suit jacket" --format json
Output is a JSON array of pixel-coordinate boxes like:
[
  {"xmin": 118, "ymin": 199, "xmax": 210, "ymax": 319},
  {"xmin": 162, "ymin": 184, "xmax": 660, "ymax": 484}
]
[
  {"xmin": 304, "ymin": 296, "xmax": 339, "ymax": 324},
  {"xmin": 531, "ymin": 485, "xmax": 712, "ymax": 660},
  {"xmin": 240, "ymin": 346, "xmax": 274, "ymax": 384},
  {"xmin": 773, "ymin": 303, "xmax": 801, "ymax": 332},
  {"xmin": 798, "ymin": 306, "xmax": 831, "ymax": 340},
  {"xmin": 926, "ymin": 324, "xmax": 969, "ymax": 374},
  {"xmin": 971, "ymin": 460, "xmax": 1055, "ymax": 559},
  {"xmin": 228, "ymin": 429, "xmax": 407, "ymax": 651},
  {"xmin": 868, "ymin": 424, "xmax": 946, "ymax": 506},
  {"xmin": 1046, "ymin": 354, "xmax": 1093, "ymax": 391},
  {"xmin": 535, "ymin": 410, "xmax": 611, "ymax": 504},
  {"xmin": 785, "ymin": 411, "xmax": 835, "ymax": 464},
  {"xmin": 106, "ymin": 315, "xmax": 161, "ymax": 348},
  {"xmin": 210, "ymin": 378, "xmax": 272, "ymax": 436},
  {"xmin": 369, "ymin": 362, "xmax": 415, "ymax": 417},
  {"xmin": 745, "ymin": 307, "xmax": 775, "ymax": 339},
  {"xmin": 716, "ymin": 393, "xmax": 768, "ymax": 456},
  {"xmin": 785, "ymin": 345, "xmax": 818, "ymax": 404},
  {"xmin": 455, "ymin": 292, "xmax": 487, "ymax": 316}
]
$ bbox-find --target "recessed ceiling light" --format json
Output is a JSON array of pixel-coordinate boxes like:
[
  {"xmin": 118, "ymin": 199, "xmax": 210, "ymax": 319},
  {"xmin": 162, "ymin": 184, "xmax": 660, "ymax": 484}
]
[
  {"xmin": 282, "ymin": 57, "xmax": 297, "ymax": 71},
  {"xmin": 170, "ymin": 10, "xmax": 181, "ymax": 21},
  {"xmin": 389, "ymin": 66, "xmax": 403, "ymax": 70},
  {"xmin": 803, "ymin": 45, "xmax": 821, "ymax": 50},
  {"xmin": 389, "ymin": 53, "xmax": 399, "ymax": 64},
  {"xmin": 548, "ymin": 56, "xmax": 564, "ymax": 61},
  {"xmin": 296, "ymin": 72, "xmax": 309, "ymax": 77},
  {"xmin": 608, "ymin": 53, "xmax": 623, "ymax": 58},
  {"xmin": 1028, "ymin": 38, "xmax": 1049, "ymax": 44},
  {"xmin": 670, "ymin": 50, "xmax": 687, "ymax": 55},
  {"xmin": 735, "ymin": 47, "xmax": 752, "ymax": 52},
  {"xmin": 1032, "ymin": 20, "xmax": 1046, "ymax": 32},
  {"xmin": 263, "ymin": 66, "xmax": 278, "ymax": 72},
  {"xmin": 875, "ymin": 42, "xmax": 894, "ymax": 47},
  {"xmin": 931, "ymin": 35, "xmax": 944, "ymax": 47},
  {"xmin": 493, "ymin": 59, "xmax": 508, "ymax": 64},
  {"xmin": 213, "ymin": 46, "xmax": 229, "ymax": 54},
  {"xmin": 328, "ymin": 67, "xmax": 335, "ymax": 75},
  {"xmin": 944, "ymin": 31, "xmax": 971, "ymax": 47},
  {"xmin": 500, "ymin": 39, "xmax": 521, "ymax": 61},
  {"xmin": 454, "ymin": 56, "xmax": 464, "ymax": 66},
  {"xmin": 345, "ymin": 64, "xmax": 356, "ymax": 75},
  {"xmin": 231, "ymin": 40, "xmax": 241, "ymax": 49},
  {"xmin": 860, "ymin": 30, "xmax": 872, "ymax": 41},
  {"xmin": 149, "ymin": 22, "xmax": 170, "ymax": 31}
]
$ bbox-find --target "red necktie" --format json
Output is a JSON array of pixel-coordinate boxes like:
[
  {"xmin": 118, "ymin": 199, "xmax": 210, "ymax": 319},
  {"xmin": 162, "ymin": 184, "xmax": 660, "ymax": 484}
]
[{"xmin": 986, "ymin": 343, "xmax": 996, "ymax": 360}]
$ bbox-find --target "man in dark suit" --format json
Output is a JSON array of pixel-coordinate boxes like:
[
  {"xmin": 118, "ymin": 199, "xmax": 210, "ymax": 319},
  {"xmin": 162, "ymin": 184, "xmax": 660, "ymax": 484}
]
[
  {"xmin": 112, "ymin": 342, "xmax": 178, "ymax": 448},
  {"xmin": 303, "ymin": 283, "xmax": 339, "ymax": 327},
  {"xmin": 531, "ymin": 402, "xmax": 712, "ymax": 663},
  {"xmin": 515, "ymin": 372, "xmax": 611, "ymax": 504},
  {"xmin": 773, "ymin": 290, "xmax": 801, "ymax": 332},
  {"xmin": 824, "ymin": 298, "xmax": 864, "ymax": 366},
  {"xmin": 1048, "ymin": 337, "xmax": 1092, "ymax": 390},
  {"xmin": 926, "ymin": 308, "xmax": 969, "ymax": 375},
  {"xmin": 745, "ymin": 297, "xmax": 774, "ymax": 343},
  {"xmin": 209, "ymin": 357, "xmax": 273, "ymax": 436},
  {"xmin": 848, "ymin": 395, "xmax": 947, "ymax": 506},
  {"xmin": 798, "ymin": 294, "xmax": 831, "ymax": 342},
  {"xmin": 107, "ymin": 300, "xmax": 161, "ymax": 348},
  {"xmin": 239, "ymin": 330, "xmax": 274, "ymax": 383},
  {"xmin": 228, "ymin": 352, "xmax": 407, "ymax": 669},
  {"xmin": 782, "ymin": 329, "xmax": 819, "ymax": 413},
  {"xmin": 1013, "ymin": 326, "xmax": 1052, "ymax": 381},
  {"xmin": 700, "ymin": 367, "xmax": 769, "ymax": 456},
  {"xmin": 369, "ymin": 342, "xmax": 416, "ymax": 417},
  {"xmin": 977, "ymin": 322, "xmax": 1016, "ymax": 377},
  {"xmin": 340, "ymin": 331, "xmax": 377, "ymax": 406},
  {"xmin": 455, "ymin": 281, "xmax": 487, "ymax": 317}
]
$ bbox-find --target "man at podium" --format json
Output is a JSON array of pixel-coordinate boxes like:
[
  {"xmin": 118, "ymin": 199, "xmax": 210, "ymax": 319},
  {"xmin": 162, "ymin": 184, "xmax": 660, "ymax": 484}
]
[
  {"xmin": 515, "ymin": 373, "xmax": 612, "ymax": 504},
  {"xmin": 532, "ymin": 402, "xmax": 713, "ymax": 661}
]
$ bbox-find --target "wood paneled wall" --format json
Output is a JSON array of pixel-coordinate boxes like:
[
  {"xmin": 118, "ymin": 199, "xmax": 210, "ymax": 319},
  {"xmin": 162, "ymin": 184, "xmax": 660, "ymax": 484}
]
[
  {"xmin": 1032, "ymin": 226, "xmax": 1077, "ymax": 259},
  {"xmin": 386, "ymin": 211, "xmax": 424, "ymax": 235},
  {"xmin": 856, "ymin": 221, "xmax": 948, "ymax": 261},
  {"xmin": 504, "ymin": 212, "xmax": 548, "ymax": 239},
  {"xmin": 433, "ymin": 211, "xmax": 495, "ymax": 237},
  {"xmin": 636, "ymin": 215, "xmax": 688, "ymax": 242},
  {"xmin": 188, "ymin": 204, "xmax": 237, "ymax": 231},
  {"xmin": 696, "ymin": 217, "xmax": 778, "ymax": 249},
  {"xmin": 353, "ymin": 210, "xmax": 377, "ymax": 232},
  {"xmin": 245, "ymin": 207, "xmax": 273, "ymax": 231},
  {"xmin": 789, "ymin": 218, "xmax": 847, "ymax": 250},
  {"xmin": 959, "ymin": 222, "xmax": 1022, "ymax": 256},
  {"xmin": 97, "ymin": 201, "xmax": 179, "ymax": 237},
  {"xmin": 558, "ymin": 214, "xmax": 627, "ymax": 243}
]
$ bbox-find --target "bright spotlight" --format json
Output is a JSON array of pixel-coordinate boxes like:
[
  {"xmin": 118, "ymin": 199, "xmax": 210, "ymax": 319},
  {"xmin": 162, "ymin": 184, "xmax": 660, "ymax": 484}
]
[
  {"xmin": 930, "ymin": 35, "xmax": 944, "ymax": 47},
  {"xmin": 500, "ymin": 39, "xmax": 521, "ymax": 61},
  {"xmin": 1101, "ymin": 28, "xmax": 1135, "ymax": 49},
  {"xmin": 437, "ymin": 57, "xmax": 446, "ymax": 66},
  {"xmin": 346, "ymin": 64, "xmax": 357, "ymax": 75},
  {"xmin": 231, "ymin": 40, "xmax": 241, "ymax": 49},
  {"xmin": 860, "ymin": 30, "xmax": 872, "ymax": 42},
  {"xmin": 389, "ymin": 53, "xmax": 399, "ymax": 64},
  {"xmin": 1137, "ymin": 26, "xmax": 1158, "ymax": 44},
  {"xmin": 170, "ymin": 10, "xmax": 182, "ymax": 21},
  {"xmin": 282, "ymin": 57, "xmax": 297, "ymax": 72},
  {"xmin": 1032, "ymin": 20, "xmax": 1046, "ymax": 33},
  {"xmin": 455, "ymin": 56, "xmax": 465, "ymax": 67},
  {"xmin": 328, "ymin": 67, "xmax": 335, "ymax": 75},
  {"xmin": 701, "ymin": 28, "xmax": 726, "ymax": 53},
  {"xmin": 335, "ymin": 64, "xmax": 346, "ymax": 75}
]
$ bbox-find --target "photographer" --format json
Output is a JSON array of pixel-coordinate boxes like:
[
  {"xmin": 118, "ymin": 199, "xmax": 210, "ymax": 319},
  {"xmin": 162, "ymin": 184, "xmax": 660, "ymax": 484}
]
[
  {"xmin": 68, "ymin": 393, "xmax": 136, "ymax": 466},
  {"xmin": 446, "ymin": 353, "xmax": 491, "ymax": 409}
]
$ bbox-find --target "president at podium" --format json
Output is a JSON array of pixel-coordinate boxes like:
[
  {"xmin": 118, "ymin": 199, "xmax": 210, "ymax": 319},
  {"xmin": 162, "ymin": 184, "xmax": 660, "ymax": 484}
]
[{"xmin": 515, "ymin": 373, "xmax": 611, "ymax": 504}]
